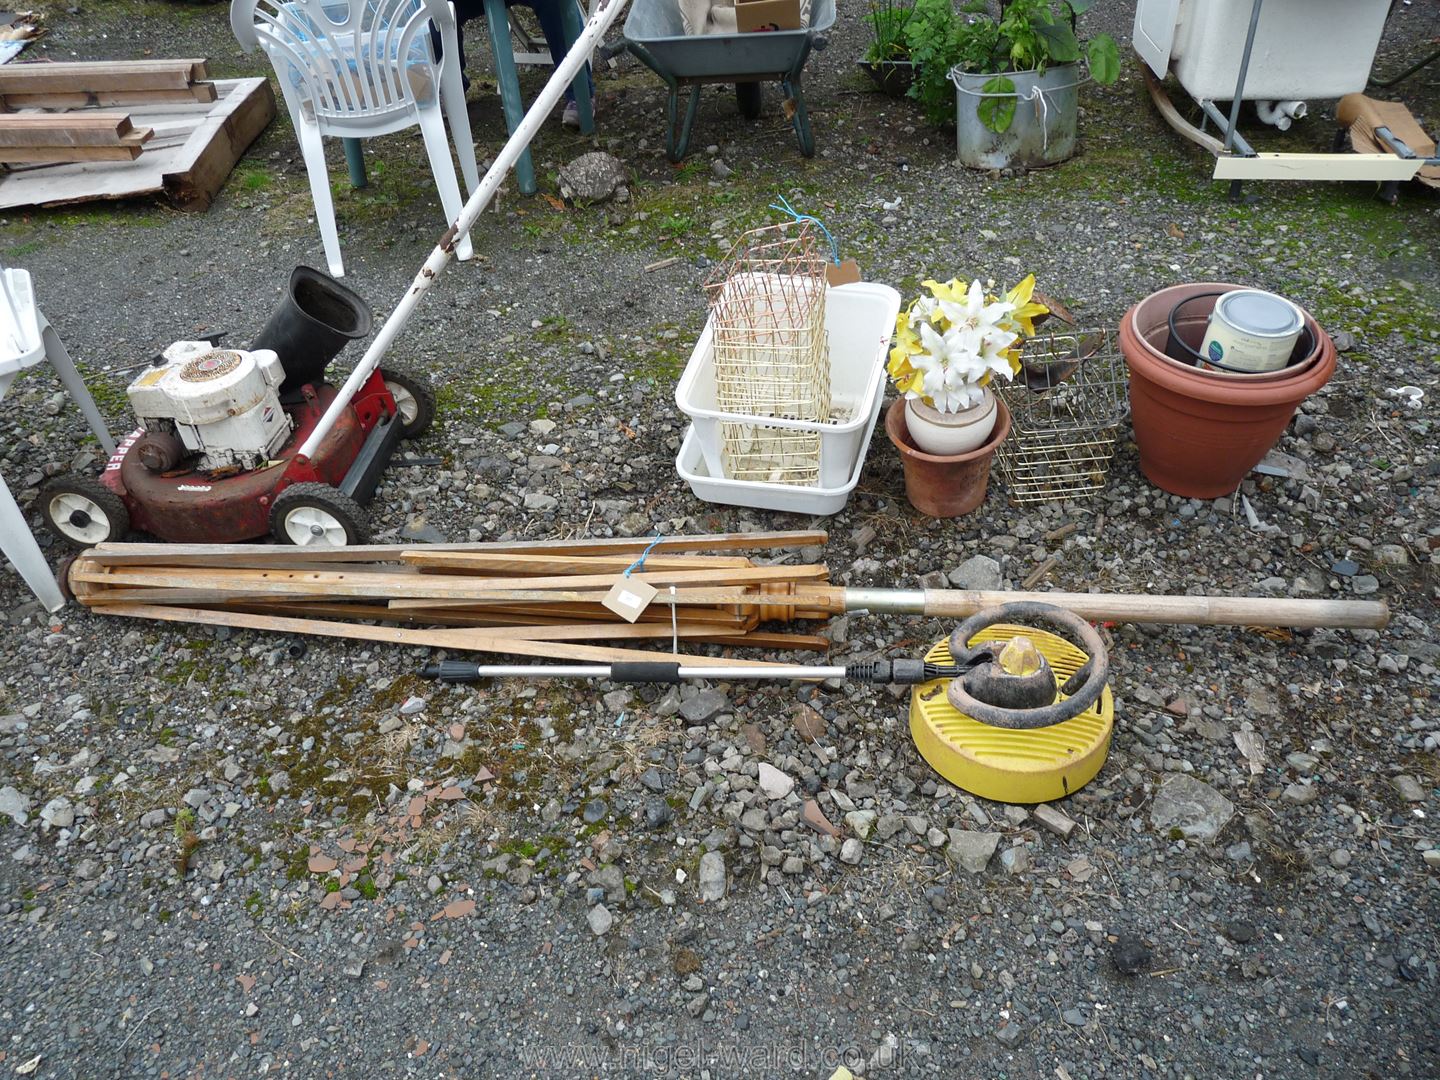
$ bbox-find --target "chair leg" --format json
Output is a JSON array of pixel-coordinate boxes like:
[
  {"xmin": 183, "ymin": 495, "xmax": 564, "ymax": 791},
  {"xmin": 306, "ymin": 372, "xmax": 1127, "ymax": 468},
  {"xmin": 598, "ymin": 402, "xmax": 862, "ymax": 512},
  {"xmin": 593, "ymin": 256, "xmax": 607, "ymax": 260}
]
[
  {"xmin": 39, "ymin": 322, "xmax": 115, "ymax": 456},
  {"xmin": 438, "ymin": 55, "xmax": 482, "ymax": 197},
  {"xmin": 417, "ymin": 107, "xmax": 475, "ymax": 262},
  {"xmin": 558, "ymin": 0, "xmax": 594, "ymax": 133},
  {"xmin": 0, "ymin": 473, "xmax": 65, "ymax": 612},
  {"xmin": 295, "ymin": 119, "xmax": 346, "ymax": 278},
  {"xmin": 482, "ymin": 0, "xmax": 537, "ymax": 195}
]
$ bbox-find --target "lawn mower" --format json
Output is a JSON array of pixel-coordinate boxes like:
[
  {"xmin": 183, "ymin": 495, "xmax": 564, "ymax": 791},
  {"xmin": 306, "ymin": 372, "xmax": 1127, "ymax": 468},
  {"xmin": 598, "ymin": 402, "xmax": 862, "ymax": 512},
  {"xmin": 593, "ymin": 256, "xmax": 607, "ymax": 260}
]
[
  {"xmin": 38, "ymin": 266, "xmax": 434, "ymax": 548},
  {"xmin": 39, "ymin": 0, "xmax": 631, "ymax": 551}
]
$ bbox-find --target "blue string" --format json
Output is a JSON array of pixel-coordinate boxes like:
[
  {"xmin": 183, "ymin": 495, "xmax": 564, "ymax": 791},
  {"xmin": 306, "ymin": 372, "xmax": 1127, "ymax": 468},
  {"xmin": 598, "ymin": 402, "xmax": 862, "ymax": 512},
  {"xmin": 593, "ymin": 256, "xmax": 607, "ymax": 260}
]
[
  {"xmin": 769, "ymin": 195, "xmax": 840, "ymax": 265},
  {"xmin": 623, "ymin": 533, "xmax": 665, "ymax": 577}
]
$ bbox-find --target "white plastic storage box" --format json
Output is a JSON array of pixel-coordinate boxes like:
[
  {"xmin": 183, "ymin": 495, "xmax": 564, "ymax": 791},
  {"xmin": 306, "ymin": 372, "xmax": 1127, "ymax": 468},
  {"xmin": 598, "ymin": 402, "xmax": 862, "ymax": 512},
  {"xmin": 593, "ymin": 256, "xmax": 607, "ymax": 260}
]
[
  {"xmin": 675, "ymin": 281, "xmax": 901, "ymax": 489},
  {"xmin": 1133, "ymin": 0, "xmax": 1388, "ymax": 102},
  {"xmin": 675, "ymin": 380, "xmax": 881, "ymax": 514}
]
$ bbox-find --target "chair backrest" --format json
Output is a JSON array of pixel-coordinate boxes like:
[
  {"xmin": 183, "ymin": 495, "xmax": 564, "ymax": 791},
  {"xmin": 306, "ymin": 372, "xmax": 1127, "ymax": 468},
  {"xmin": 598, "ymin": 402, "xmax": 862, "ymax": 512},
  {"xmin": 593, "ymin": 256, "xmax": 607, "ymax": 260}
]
[{"xmin": 231, "ymin": 0, "xmax": 458, "ymax": 120}]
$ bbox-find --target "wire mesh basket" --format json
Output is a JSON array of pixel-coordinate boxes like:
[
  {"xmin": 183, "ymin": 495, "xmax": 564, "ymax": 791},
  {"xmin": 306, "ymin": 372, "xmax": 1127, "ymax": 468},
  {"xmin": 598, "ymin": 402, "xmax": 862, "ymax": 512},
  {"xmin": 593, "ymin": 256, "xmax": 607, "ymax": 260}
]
[
  {"xmin": 703, "ymin": 222, "xmax": 830, "ymax": 484},
  {"xmin": 994, "ymin": 326, "xmax": 1129, "ymax": 504}
]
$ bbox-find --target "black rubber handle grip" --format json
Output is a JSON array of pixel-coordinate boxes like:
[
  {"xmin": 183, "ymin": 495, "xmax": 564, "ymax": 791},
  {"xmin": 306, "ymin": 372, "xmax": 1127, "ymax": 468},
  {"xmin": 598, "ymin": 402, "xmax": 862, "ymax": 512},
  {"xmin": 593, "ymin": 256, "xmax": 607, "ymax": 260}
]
[
  {"xmin": 421, "ymin": 661, "xmax": 484, "ymax": 682},
  {"xmin": 610, "ymin": 662, "xmax": 683, "ymax": 684}
]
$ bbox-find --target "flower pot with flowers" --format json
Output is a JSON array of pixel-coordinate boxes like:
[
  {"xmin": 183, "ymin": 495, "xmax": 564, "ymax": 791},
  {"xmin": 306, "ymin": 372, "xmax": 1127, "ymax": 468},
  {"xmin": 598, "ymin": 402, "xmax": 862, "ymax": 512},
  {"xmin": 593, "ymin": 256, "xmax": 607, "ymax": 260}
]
[{"xmin": 884, "ymin": 274, "xmax": 1047, "ymax": 516}]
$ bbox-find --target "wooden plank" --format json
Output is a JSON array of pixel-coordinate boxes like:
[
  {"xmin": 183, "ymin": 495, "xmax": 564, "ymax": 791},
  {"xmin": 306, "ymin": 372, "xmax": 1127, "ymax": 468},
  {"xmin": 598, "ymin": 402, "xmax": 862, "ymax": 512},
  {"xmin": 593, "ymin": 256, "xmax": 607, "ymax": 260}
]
[
  {"xmin": 87, "ymin": 555, "xmax": 426, "ymax": 574},
  {"xmin": 0, "ymin": 59, "xmax": 208, "ymax": 94},
  {"xmin": 72, "ymin": 563, "xmax": 828, "ymax": 599},
  {"xmin": 87, "ymin": 530, "xmax": 828, "ymax": 562},
  {"xmin": 163, "ymin": 78, "xmax": 274, "ymax": 210},
  {"xmin": 92, "ymin": 603, "xmax": 796, "ymax": 669},
  {"xmin": 0, "ymin": 85, "xmax": 217, "ymax": 109},
  {"xmin": 87, "ymin": 588, "xmax": 346, "ymax": 606},
  {"xmin": 475, "ymin": 622, "xmax": 760, "ymax": 642},
  {"xmin": 402, "ymin": 551, "xmax": 755, "ymax": 575},
  {"xmin": 0, "ymin": 113, "xmax": 133, "ymax": 146},
  {"xmin": 693, "ymin": 632, "xmax": 829, "ymax": 652},
  {"xmin": 1212, "ymin": 152, "xmax": 1421, "ymax": 183},
  {"xmin": 0, "ymin": 78, "xmax": 270, "ymax": 212},
  {"xmin": 0, "ymin": 143, "xmax": 144, "ymax": 163},
  {"xmin": 385, "ymin": 587, "xmax": 779, "ymax": 609}
]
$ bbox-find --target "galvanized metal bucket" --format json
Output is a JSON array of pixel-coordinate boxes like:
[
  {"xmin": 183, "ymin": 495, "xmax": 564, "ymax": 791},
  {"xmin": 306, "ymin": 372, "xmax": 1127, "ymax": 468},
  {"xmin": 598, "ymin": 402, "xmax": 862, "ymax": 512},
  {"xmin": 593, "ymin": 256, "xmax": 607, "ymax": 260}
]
[{"xmin": 951, "ymin": 63, "xmax": 1081, "ymax": 170}]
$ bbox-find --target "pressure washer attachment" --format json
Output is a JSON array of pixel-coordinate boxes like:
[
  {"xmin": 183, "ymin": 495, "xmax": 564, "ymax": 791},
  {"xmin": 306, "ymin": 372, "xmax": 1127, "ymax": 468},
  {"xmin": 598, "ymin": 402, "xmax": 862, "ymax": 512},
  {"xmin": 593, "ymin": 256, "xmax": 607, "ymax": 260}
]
[{"xmin": 421, "ymin": 600, "xmax": 1116, "ymax": 803}]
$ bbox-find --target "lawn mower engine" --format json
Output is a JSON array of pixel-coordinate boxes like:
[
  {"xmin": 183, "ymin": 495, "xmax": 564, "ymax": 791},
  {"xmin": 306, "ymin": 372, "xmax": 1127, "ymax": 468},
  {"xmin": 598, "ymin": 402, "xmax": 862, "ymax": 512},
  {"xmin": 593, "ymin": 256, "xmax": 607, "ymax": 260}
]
[
  {"xmin": 126, "ymin": 341, "xmax": 291, "ymax": 474},
  {"xmin": 39, "ymin": 266, "xmax": 435, "ymax": 550}
]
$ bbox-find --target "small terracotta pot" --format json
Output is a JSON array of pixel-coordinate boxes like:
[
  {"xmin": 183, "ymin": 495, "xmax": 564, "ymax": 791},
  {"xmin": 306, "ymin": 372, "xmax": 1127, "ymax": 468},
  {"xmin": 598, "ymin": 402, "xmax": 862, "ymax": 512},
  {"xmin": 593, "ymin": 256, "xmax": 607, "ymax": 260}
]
[
  {"xmin": 885, "ymin": 396, "xmax": 1011, "ymax": 517},
  {"xmin": 1120, "ymin": 283, "xmax": 1336, "ymax": 500}
]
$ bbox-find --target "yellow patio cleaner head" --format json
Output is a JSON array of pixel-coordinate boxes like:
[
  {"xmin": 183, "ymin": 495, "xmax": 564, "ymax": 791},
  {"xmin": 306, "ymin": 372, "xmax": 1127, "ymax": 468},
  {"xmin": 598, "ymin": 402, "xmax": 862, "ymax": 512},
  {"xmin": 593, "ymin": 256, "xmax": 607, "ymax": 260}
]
[{"xmin": 909, "ymin": 602, "xmax": 1113, "ymax": 804}]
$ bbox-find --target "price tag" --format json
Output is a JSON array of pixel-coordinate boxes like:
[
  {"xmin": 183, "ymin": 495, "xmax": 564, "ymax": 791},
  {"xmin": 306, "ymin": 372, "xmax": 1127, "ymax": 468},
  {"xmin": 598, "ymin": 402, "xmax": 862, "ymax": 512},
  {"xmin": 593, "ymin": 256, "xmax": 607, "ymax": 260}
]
[
  {"xmin": 825, "ymin": 259, "xmax": 861, "ymax": 286},
  {"xmin": 602, "ymin": 577, "xmax": 658, "ymax": 623}
]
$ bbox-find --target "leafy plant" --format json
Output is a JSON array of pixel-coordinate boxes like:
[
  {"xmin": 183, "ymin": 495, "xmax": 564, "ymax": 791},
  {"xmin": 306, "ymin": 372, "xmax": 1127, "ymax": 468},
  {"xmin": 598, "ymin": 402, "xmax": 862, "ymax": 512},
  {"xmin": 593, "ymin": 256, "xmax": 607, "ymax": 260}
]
[
  {"xmin": 905, "ymin": 0, "xmax": 1121, "ymax": 131},
  {"xmin": 864, "ymin": 0, "xmax": 917, "ymax": 64}
]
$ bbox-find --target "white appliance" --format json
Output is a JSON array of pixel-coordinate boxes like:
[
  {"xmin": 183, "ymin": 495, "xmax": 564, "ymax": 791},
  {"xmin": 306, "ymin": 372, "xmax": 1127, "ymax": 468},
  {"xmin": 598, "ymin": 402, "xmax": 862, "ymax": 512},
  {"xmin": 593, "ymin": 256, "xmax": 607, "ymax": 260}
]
[
  {"xmin": 1134, "ymin": 0, "xmax": 1389, "ymax": 103},
  {"xmin": 126, "ymin": 340, "xmax": 292, "ymax": 471}
]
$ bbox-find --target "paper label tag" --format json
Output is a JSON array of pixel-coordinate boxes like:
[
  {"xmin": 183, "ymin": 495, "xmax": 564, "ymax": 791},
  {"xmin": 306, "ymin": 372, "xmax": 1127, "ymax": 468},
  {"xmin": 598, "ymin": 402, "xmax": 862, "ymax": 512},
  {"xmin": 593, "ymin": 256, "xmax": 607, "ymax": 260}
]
[
  {"xmin": 825, "ymin": 259, "xmax": 862, "ymax": 286},
  {"xmin": 602, "ymin": 577, "xmax": 658, "ymax": 623}
]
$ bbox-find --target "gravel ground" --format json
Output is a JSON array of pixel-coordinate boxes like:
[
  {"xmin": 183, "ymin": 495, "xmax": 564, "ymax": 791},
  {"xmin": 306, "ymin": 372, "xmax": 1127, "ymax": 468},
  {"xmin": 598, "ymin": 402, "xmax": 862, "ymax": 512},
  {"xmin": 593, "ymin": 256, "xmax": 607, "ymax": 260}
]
[{"xmin": 1, "ymin": 2, "xmax": 1438, "ymax": 1078}]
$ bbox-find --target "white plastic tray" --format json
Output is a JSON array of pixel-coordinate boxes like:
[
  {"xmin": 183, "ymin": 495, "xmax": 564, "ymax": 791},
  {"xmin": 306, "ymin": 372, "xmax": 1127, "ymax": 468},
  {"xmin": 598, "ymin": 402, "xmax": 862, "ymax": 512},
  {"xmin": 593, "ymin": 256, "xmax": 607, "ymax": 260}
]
[
  {"xmin": 675, "ymin": 373, "xmax": 884, "ymax": 516},
  {"xmin": 675, "ymin": 281, "xmax": 901, "ymax": 489}
]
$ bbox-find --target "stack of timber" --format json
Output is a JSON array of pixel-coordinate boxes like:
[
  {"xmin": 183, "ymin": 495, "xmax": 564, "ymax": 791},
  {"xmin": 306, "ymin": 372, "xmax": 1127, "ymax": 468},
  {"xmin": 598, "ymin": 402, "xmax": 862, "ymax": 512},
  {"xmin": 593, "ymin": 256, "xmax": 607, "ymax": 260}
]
[
  {"xmin": 67, "ymin": 531, "xmax": 841, "ymax": 669},
  {"xmin": 0, "ymin": 59, "xmax": 216, "ymax": 110},
  {"xmin": 0, "ymin": 112, "xmax": 152, "ymax": 164},
  {"xmin": 0, "ymin": 59, "xmax": 274, "ymax": 210}
]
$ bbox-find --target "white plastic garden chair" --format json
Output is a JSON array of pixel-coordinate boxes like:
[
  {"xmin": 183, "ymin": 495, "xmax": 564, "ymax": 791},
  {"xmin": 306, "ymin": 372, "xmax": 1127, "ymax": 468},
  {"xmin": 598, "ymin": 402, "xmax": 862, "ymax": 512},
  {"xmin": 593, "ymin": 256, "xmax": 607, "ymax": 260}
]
[
  {"xmin": 0, "ymin": 268, "xmax": 116, "ymax": 612},
  {"xmin": 231, "ymin": 0, "xmax": 480, "ymax": 278}
]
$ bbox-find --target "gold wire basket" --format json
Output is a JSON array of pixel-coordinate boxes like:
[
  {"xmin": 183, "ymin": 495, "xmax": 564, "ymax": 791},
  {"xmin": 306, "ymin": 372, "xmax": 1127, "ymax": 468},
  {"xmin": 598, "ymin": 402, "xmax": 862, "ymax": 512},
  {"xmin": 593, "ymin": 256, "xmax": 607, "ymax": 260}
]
[
  {"xmin": 994, "ymin": 326, "xmax": 1129, "ymax": 505},
  {"xmin": 703, "ymin": 222, "xmax": 830, "ymax": 485}
]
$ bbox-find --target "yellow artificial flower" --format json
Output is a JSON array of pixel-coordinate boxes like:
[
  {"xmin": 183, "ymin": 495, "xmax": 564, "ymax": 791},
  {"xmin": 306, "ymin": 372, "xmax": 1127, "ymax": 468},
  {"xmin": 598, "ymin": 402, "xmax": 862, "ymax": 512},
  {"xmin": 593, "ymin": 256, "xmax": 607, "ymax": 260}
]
[
  {"xmin": 922, "ymin": 278, "xmax": 967, "ymax": 305},
  {"xmin": 1004, "ymin": 274, "xmax": 1049, "ymax": 337}
]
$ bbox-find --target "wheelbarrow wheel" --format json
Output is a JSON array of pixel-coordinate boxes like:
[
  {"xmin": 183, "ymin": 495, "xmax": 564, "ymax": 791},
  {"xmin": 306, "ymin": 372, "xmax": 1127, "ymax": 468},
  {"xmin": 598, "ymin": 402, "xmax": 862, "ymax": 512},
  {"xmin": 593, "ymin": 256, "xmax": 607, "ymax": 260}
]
[
  {"xmin": 379, "ymin": 366, "xmax": 436, "ymax": 439},
  {"xmin": 736, "ymin": 82, "xmax": 763, "ymax": 120}
]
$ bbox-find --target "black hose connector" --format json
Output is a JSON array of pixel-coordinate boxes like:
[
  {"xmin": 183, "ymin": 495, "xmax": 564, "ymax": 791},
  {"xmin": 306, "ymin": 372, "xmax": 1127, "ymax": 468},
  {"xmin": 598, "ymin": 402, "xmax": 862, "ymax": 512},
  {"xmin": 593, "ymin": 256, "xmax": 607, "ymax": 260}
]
[{"xmin": 845, "ymin": 659, "xmax": 954, "ymax": 685}]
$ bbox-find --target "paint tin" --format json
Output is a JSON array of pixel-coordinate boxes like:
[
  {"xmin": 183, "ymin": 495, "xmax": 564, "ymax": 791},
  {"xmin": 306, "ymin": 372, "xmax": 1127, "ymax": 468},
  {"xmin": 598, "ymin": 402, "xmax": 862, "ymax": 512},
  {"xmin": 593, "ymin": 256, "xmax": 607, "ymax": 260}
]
[{"xmin": 1200, "ymin": 289, "xmax": 1304, "ymax": 373}]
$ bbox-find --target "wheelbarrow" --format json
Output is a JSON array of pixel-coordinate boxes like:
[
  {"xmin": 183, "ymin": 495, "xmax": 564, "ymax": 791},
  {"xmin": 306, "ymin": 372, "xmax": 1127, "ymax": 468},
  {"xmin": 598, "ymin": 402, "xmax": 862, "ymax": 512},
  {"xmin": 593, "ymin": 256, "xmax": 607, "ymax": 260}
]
[{"xmin": 612, "ymin": 0, "xmax": 835, "ymax": 162}]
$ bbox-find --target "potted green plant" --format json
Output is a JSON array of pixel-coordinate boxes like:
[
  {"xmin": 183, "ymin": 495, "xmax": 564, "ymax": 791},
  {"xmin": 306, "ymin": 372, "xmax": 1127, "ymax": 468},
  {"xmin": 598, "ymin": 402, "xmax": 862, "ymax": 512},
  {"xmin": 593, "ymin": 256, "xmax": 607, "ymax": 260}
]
[
  {"xmin": 905, "ymin": 0, "xmax": 1120, "ymax": 169},
  {"xmin": 859, "ymin": 0, "xmax": 918, "ymax": 98},
  {"xmin": 884, "ymin": 275, "xmax": 1045, "ymax": 516}
]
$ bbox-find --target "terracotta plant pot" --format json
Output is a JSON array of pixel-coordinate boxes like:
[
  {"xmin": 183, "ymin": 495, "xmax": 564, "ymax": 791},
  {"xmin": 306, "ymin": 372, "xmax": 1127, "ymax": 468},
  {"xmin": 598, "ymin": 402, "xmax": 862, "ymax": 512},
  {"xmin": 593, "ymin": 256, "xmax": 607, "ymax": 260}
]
[
  {"xmin": 1120, "ymin": 283, "xmax": 1336, "ymax": 500},
  {"xmin": 1131, "ymin": 282, "xmax": 1326, "ymax": 383},
  {"xmin": 885, "ymin": 396, "xmax": 1011, "ymax": 517}
]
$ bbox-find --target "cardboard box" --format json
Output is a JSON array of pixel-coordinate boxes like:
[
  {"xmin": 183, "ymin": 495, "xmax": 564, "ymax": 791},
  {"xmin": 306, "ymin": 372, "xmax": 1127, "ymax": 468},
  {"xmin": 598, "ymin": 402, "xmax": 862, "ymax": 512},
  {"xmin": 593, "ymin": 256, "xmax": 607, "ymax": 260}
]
[{"xmin": 736, "ymin": 0, "xmax": 802, "ymax": 33}]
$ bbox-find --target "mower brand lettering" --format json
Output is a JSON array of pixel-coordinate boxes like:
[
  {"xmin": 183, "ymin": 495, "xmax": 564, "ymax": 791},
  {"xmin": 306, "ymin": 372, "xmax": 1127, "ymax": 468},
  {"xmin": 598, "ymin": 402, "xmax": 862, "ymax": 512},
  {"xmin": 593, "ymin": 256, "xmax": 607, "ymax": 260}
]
[
  {"xmin": 105, "ymin": 431, "xmax": 143, "ymax": 471},
  {"xmin": 176, "ymin": 484, "xmax": 213, "ymax": 492}
]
